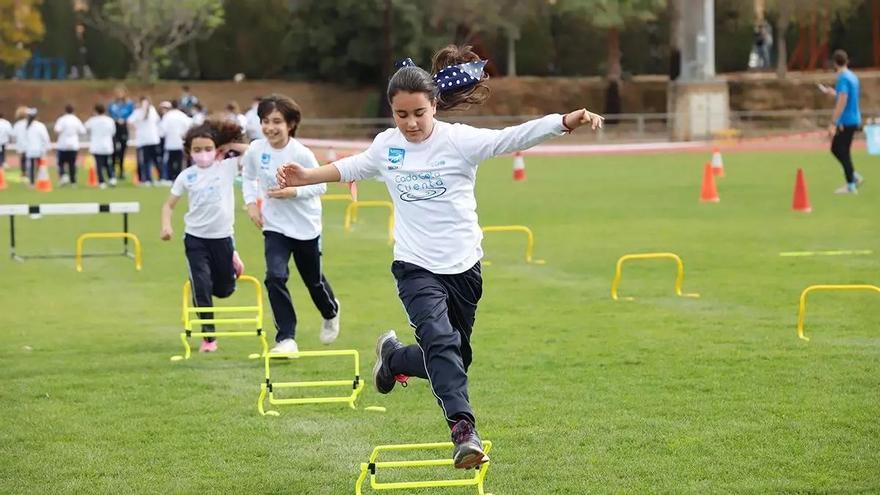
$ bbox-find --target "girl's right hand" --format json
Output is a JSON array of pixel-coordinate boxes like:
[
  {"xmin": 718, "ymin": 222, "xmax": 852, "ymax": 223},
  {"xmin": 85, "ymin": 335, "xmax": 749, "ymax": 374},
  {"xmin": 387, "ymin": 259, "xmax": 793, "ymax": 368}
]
[
  {"xmin": 160, "ymin": 226, "xmax": 173, "ymax": 241},
  {"xmin": 276, "ymin": 163, "xmax": 308, "ymax": 188},
  {"xmin": 247, "ymin": 202, "xmax": 263, "ymax": 229}
]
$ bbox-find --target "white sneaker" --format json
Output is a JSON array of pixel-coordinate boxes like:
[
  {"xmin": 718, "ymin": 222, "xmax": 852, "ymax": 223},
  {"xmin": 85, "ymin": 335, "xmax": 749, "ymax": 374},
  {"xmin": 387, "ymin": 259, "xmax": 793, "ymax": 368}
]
[
  {"xmin": 109, "ymin": 178, "xmax": 117, "ymax": 187},
  {"xmin": 319, "ymin": 299, "xmax": 341, "ymax": 345},
  {"xmin": 99, "ymin": 183, "xmax": 107, "ymax": 190},
  {"xmin": 270, "ymin": 338, "xmax": 299, "ymax": 356},
  {"xmin": 59, "ymin": 174, "xmax": 70, "ymax": 186}
]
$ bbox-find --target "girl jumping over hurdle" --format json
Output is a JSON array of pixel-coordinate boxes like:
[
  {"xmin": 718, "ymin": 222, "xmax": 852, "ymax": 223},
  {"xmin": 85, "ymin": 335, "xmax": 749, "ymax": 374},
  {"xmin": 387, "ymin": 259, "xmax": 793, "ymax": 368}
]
[
  {"xmin": 275, "ymin": 45, "xmax": 603, "ymax": 469},
  {"xmin": 160, "ymin": 119, "xmax": 248, "ymax": 353}
]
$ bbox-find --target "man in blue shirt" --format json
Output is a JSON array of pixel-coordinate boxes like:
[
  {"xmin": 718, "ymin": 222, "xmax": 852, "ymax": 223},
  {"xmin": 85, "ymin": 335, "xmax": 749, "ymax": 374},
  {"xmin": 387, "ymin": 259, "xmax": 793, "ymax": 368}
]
[
  {"xmin": 820, "ymin": 50, "xmax": 864, "ymax": 194},
  {"xmin": 108, "ymin": 85, "xmax": 134, "ymax": 180}
]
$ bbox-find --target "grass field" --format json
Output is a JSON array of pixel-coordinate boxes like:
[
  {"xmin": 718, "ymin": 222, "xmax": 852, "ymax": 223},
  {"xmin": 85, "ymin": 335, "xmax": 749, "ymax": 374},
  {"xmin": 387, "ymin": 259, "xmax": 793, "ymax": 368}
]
[{"xmin": 1, "ymin": 149, "xmax": 878, "ymax": 494}]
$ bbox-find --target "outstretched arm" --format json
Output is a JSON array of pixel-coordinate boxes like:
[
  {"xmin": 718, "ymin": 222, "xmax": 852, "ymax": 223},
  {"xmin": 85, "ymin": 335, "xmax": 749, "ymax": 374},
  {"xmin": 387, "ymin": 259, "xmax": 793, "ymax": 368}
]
[
  {"xmin": 160, "ymin": 194, "xmax": 180, "ymax": 240},
  {"xmin": 276, "ymin": 162, "xmax": 342, "ymax": 188}
]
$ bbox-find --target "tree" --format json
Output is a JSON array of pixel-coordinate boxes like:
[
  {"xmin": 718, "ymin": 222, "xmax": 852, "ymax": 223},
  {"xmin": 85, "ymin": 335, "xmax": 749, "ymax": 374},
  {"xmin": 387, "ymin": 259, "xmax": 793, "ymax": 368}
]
[
  {"xmin": 0, "ymin": 0, "xmax": 46, "ymax": 68},
  {"xmin": 557, "ymin": 0, "xmax": 666, "ymax": 82},
  {"xmin": 85, "ymin": 0, "xmax": 224, "ymax": 81}
]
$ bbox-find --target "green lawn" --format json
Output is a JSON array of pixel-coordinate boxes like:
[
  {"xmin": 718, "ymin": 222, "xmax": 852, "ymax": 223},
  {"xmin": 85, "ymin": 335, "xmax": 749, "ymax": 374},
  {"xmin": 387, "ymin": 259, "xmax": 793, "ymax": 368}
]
[{"xmin": 1, "ymin": 150, "xmax": 878, "ymax": 494}]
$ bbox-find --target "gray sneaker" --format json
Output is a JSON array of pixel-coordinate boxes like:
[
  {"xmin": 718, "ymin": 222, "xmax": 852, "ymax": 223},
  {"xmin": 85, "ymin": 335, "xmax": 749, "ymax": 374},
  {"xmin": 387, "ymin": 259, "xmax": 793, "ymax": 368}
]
[
  {"xmin": 451, "ymin": 419, "xmax": 489, "ymax": 469},
  {"xmin": 372, "ymin": 330, "xmax": 404, "ymax": 394}
]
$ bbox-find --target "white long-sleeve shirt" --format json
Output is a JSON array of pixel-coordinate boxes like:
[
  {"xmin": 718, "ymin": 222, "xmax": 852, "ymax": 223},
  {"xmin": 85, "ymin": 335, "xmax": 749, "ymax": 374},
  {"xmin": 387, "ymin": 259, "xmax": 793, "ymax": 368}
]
[
  {"xmin": 85, "ymin": 115, "xmax": 116, "ymax": 155},
  {"xmin": 54, "ymin": 114, "xmax": 86, "ymax": 151},
  {"xmin": 334, "ymin": 114, "xmax": 567, "ymax": 274},
  {"xmin": 241, "ymin": 138, "xmax": 326, "ymax": 240},
  {"xmin": 12, "ymin": 119, "xmax": 29, "ymax": 152},
  {"xmin": 159, "ymin": 109, "xmax": 192, "ymax": 151},
  {"xmin": 244, "ymin": 106, "xmax": 264, "ymax": 141},
  {"xmin": 127, "ymin": 105, "xmax": 161, "ymax": 146},
  {"xmin": 24, "ymin": 121, "xmax": 51, "ymax": 159},
  {"xmin": 0, "ymin": 119, "xmax": 12, "ymax": 146}
]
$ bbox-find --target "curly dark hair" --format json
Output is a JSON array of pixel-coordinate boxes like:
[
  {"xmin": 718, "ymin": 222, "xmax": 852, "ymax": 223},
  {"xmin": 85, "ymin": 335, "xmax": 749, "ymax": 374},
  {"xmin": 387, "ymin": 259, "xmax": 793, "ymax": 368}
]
[
  {"xmin": 183, "ymin": 119, "xmax": 244, "ymax": 158},
  {"xmin": 386, "ymin": 45, "xmax": 490, "ymax": 112}
]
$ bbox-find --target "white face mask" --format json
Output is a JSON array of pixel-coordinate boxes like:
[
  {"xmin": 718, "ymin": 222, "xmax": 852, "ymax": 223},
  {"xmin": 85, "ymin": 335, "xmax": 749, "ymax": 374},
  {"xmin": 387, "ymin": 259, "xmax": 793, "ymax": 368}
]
[{"xmin": 191, "ymin": 151, "xmax": 215, "ymax": 168}]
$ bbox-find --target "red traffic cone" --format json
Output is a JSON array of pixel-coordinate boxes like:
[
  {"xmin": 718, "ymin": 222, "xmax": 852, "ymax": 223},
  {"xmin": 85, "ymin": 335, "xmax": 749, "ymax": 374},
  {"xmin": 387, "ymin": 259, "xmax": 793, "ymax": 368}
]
[
  {"xmin": 256, "ymin": 197, "xmax": 264, "ymax": 212},
  {"xmin": 711, "ymin": 148, "xmax": 725, "ymax": 177},
  {"xmin": 87, "ymin": 163, "xmax": 99, "ymax": 187},
  {"xmin": 700, "ymin": 163, "xmax": 719, "ymax": 203},
  {"xmin": 792, "ymin": 168, "xmax": 812, "ymax": 213},
  {"xmin": 34, "ymin": 159, "xmax": 53, "ymax": 192},
  {"xmin": 512, "ymin": 151, "xmax": 526, "ymax": 181},
  {"xmin": 0, "ymin": 167, "xmax": 7, "ymax": 190}
]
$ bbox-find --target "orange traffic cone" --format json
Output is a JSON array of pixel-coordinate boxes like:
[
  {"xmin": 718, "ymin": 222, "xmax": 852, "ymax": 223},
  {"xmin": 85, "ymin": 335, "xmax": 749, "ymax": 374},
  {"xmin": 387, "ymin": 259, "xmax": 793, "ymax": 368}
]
[
  {"xmin": 0, "ymin": 167, "xmax": 7, "ymax": 190},
  {"xmin": 711, "ymin": 148, "xmax": 725, "ymax": 177},
  {"xmin": 256, "ymin": 197, "xmax": 264, "ymax": 212},
  {"xmin": 700, "ymin": 163, "xmax": 719, "ymax": 203},
  {"xmin": 792, "ymin": 168, "xmax": 812, "ymax": 213},
  {"xmin": 326, "ymin": 147, "xmax": 338, "ymax": 164},
  {"xmin": 34, "ymin": 159, "xmax": 53, "ymax": 192},
  {"xmin": 512, "ymin": 151, "xmax": 526, "ymax": 181},
  {"xmin": 87, "ymin": 163, "xmax": 99, "ymax": 187}
]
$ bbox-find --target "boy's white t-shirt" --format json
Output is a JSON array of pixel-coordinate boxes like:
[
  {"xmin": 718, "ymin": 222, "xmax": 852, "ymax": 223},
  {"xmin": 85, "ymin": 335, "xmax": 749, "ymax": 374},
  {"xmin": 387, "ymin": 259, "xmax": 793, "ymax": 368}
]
[
  {"xmin": 0, "ymin": 119, "xmax": 12, "ymax": 145},
  {"xmin": 170, "ymin": 158, "xmax": 239, "ymax": 239},
  {"xmin": 54, "ymin": 114, "xmax": 86, "ymax": 151},
  {"xmin": 85, "ymin": 115, "xmax": 116, "ymax": 155},
  {"xmin": 160, "ymin": 109, "xmax": 192, "ymax": 151},
  {"xmin": 241, "ymin": 138, "xmax": 326, "ymax": 240},
  {"xmin": 334, "ymin": 114, "xmax": 567, "ymax": 274},
  {"xmin": 127, "ymin": 106, "xmax": 161, "ymax": 147}
]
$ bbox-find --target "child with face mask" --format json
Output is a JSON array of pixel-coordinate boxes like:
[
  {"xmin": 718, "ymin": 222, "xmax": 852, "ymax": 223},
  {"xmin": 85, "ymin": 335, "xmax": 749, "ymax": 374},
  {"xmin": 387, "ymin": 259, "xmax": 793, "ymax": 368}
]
[{"xmin": 160, "ymin": 119, "xmax": 249, "ymax": 353}]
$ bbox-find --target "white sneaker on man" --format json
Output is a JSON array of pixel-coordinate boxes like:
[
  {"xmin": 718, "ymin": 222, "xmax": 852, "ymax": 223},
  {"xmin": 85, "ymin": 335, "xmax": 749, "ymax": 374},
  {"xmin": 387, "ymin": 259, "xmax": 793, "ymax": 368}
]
[
  {"xmin": 319, "ymin": 299, "xmax": 341, "ymax": 345},
  {"xmin": 59, "ymin": 174, "xmax": 70, "ymax": 186},
  {"xmin": 109, "ymin": 178, "xmax": 117, "ymax": 187},
  {"xmin": 270, "ymin": 338, "xmax": 299, "ymax": 356}
]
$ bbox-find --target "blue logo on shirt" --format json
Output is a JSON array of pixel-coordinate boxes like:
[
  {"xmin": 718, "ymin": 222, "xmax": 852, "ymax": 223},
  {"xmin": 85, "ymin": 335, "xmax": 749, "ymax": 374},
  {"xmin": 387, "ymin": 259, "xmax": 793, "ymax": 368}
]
[
  {"xmin": 260, "ymin": 153, "xmax": 271, "ymax": 165},
  {"xmin": 387, "ymin": 148, "xmax": 405, "ymax": 169}
]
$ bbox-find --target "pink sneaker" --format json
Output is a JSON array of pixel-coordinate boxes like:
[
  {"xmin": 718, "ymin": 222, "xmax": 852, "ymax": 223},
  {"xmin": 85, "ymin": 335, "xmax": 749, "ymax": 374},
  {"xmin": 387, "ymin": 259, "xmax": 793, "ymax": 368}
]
[
  {"xmin": 199, "ymin": 340, "xmax": 218, "ymax": 353},
  {"xmin": 232, "ymin": 251, "xmax": 245, "ymax": 279}
]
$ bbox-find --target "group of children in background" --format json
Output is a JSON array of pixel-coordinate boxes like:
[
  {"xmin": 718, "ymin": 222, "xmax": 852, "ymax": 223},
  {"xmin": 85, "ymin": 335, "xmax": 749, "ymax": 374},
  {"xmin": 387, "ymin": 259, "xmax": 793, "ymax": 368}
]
[{"xmin": 0, "ymin": 84, "xmax": 263, "ymax": 190}]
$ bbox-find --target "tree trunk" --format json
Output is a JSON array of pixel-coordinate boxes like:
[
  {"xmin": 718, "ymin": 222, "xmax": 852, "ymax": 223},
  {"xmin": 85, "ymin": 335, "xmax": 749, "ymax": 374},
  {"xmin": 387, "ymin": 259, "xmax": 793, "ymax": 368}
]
[
  {"xmin": 506, "ymin": 26, "xmax": 517, "ymax": 77},
  {"xmin": 606, "ymin": 27, "xmax": 621, "ymax": 81},
  {"xmin": 872, "ymin": 0, "xmax": 880, "ymax": 67},
  {"xmin": 134, "ymin": 56, "xmax": 153, "ymax": 82},
  {"xmin": 776, "ymin": 1, "xmax": 792, "ymax": 79},
  {"xmin": 668, "ymin": 0, "xmax": 682, "ymax": 80}
]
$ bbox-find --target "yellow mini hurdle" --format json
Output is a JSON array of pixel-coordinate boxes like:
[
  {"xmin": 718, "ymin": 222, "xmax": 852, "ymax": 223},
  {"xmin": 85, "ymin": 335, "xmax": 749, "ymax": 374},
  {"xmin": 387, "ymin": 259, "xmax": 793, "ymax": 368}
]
[
  {"xmin": 170, "ymin": 275, "xmax": 267, "ymax": 361},
  {"xmin": 481, "ymin": 225, "xmax": 544, "ymax": 264},
  {"xmin": 356, "ymin": 441, "xmax": 493, "ymax": 495},
  {"xmin": 258, "ymin": 349, "xmax": 365, "ymax": 416},
  {"xmin": 323, "ymin": 193, "xmax": 353, "ymax": 202},
  {"xmin": 344, "ymin": 201, "xmax": 394, "ymax": 245},
  {"xmin": 611, "ymin": 252, "xmax": 700, "ymax": 301},
  {"xmin": 75, "ymin": 232, "xmax": 142, "ymax": 272},
  {"xmin": 797, "ymin": 284, "xmax": 880, "ymax": 341}
]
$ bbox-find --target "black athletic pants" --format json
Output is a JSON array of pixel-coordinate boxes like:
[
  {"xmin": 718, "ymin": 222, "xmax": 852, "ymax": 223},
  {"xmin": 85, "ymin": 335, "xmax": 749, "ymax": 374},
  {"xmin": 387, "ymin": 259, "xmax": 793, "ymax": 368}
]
[
  {"xmin": 831, "ymin": 125, "xmax": 859, "ymax": 184},
  {"xmin": 185, "ymin": 234, "xmax": 236, "ymax": 340}
]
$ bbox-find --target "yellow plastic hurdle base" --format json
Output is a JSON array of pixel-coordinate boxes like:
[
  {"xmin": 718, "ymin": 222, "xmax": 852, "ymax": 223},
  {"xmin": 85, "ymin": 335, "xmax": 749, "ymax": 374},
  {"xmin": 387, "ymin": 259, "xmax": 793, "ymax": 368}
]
[
  {"xmin": 258, "ymin": 349, "xmax": 365, "ymax": 416},
  {"xmin": 171, "ymin": 275, "xmax": 268, "ymax": 361},
  {"xmin": 344, "ymin": 201, "xmax": 394, "ymax": 245},
  {"xmin": 75, "ymin": 232, "xmax": 143, "ymax": 272},
  {"xmin": 611, "ymin": 252, "xmax": 700, "ymax": 301},
  {"xmin": 356, "ymin": 441, "xmax": 494, "ymax": 495},
  {"xmin": 481, "ymin": 225, "xmax": 544, "ymax": 265},
  {"xmin": 797, "ymin": 284, "xmax": 880, "ymax": 341}
]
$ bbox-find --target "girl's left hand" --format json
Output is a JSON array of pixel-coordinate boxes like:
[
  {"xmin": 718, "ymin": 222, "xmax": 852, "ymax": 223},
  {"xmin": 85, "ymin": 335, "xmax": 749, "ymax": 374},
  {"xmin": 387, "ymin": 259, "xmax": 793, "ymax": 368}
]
[
  {"xmin": 564, "ymin": 108, "xmax": 604, "ymax": 131},
  {"xmin": 266, "ymin": 187, "xmax": 298, "ymax": 199}
]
